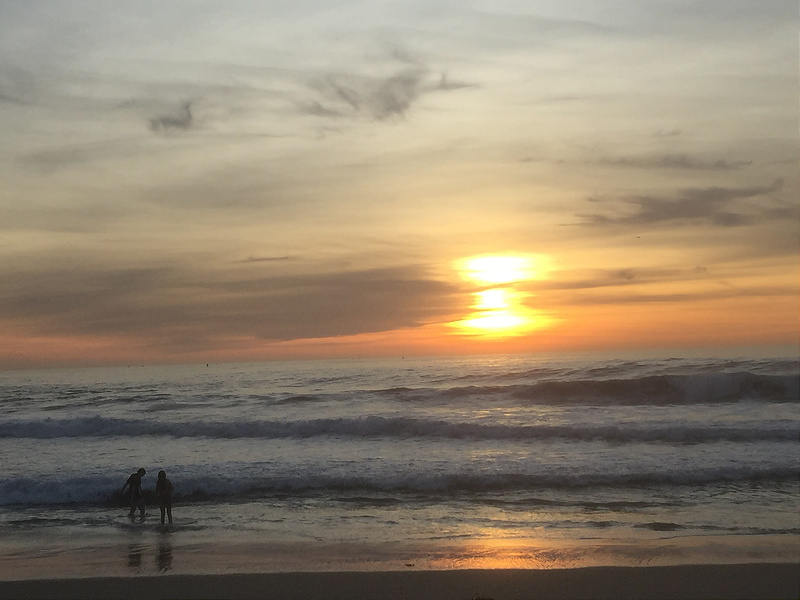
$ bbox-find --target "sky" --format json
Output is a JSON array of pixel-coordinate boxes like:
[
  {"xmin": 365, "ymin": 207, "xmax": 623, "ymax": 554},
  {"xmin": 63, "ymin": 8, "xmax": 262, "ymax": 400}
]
[{"xmin": 1, "ymin": 0, "xmax": 797, "ymax": 369}]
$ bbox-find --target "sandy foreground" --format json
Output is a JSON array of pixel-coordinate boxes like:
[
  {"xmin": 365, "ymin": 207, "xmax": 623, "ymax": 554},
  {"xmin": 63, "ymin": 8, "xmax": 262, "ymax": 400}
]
[{"xmin": 1, "ymin": 564, "xmax": 797, "ymax": 600}]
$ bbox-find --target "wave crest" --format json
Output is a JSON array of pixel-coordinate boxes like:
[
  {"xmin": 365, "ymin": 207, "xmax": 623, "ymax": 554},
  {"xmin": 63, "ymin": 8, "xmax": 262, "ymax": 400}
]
[
  {"xmin": 1, "ymin": 414, "xmax": 795, "ymax": 443},
  {"xmin": 1, "ymin": 466, "xmax": 795, "ymax": 507}
]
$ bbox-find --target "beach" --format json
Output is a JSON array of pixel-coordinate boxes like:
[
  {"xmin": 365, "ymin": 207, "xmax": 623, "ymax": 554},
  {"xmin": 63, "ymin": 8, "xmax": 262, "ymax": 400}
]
[{"xmin": 2, "ymin": 564, "xmax": 798, "ymax": 600}]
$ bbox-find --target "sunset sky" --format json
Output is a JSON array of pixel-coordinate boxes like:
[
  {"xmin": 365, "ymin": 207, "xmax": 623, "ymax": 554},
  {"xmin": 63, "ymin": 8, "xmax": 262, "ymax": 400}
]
[{"xmin": 1, "ymin": 1, "xmax": 797, "ymax": 368}]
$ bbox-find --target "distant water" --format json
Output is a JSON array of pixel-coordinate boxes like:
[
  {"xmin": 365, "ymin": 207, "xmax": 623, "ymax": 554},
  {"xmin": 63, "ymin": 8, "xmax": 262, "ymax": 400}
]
[{"xmin": 1, "ymin": 354, "xmax": 798, "ymax": 577}]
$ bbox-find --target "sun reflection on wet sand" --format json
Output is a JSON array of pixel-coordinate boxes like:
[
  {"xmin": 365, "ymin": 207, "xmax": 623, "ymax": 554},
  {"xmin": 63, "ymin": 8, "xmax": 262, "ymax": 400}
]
[{"xmin": 423, "ymin": 534, "xmax": 800, "ymax": 571}]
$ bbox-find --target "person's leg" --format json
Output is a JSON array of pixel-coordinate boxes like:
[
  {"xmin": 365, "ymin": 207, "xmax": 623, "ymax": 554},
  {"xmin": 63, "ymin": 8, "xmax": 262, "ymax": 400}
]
[
  {"xmin": 166, "ymin": 504, "xmax": 173, "ymax": 524},
  {"xmin": 160, "ymin": 505, "xmax": 166, "ymax": 525}
]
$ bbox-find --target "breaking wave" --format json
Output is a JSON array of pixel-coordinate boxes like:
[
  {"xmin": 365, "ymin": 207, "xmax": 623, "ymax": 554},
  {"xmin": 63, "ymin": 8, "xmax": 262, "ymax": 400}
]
[
  {"xmin": 430, "ymin": 372, "xmax": 798, "ymax": 405},
  {"xmin": 1, "ymin": 415, "xmax": 795, "ymax": 443},
  {"xmin": 0, "ymin": 466, "xmax": 796, "ymax": 507}
]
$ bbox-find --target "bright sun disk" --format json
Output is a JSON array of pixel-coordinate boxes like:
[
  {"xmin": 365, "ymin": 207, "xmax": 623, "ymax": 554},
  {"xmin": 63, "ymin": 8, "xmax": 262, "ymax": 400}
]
[
  {"xmin": 459, "ymin": 255, "xmax": 536, "ymax": 285},
  {"xmin": 474, "ymin": 288, "xmax": 511, "ymax": 310},
  {"xmin": 451, "ymin": 253, "xmax": 552, "ymax": 337}
]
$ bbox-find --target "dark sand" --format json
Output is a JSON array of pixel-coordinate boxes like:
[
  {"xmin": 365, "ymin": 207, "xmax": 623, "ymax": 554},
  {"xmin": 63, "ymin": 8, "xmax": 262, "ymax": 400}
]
[{"xmin": 1, "ymin": 563, "xmax": 797, "ymax": 600}]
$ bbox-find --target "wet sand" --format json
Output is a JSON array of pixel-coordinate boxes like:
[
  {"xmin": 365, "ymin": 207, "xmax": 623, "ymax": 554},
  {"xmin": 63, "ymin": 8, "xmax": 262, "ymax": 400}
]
[{"xmin": 1, "ymin": 563, "xmax": 797, "ymax": 600}]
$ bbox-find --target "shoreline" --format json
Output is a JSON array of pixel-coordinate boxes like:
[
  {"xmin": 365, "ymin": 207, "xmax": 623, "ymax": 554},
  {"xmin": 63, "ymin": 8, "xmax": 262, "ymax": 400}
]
[
  {"xmin": 0, "ymin": 532, "xmax": 797, "ymax": 582},
  {"xmin": 1, "ymin": 563, "xmax": 798, "ymax": 600}
]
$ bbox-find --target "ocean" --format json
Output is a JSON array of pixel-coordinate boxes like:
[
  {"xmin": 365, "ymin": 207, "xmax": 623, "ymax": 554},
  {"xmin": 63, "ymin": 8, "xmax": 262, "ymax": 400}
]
[{"xmin": 0, "ymin": 353, "xmax": 798, "ymax": 578}]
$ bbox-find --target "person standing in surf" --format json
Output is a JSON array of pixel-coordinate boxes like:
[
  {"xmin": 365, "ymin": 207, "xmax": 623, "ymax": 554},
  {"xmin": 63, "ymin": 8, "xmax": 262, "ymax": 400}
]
[
  {"xmin": 121, "ymin": 468, "xmax": 147, "ymax": 518},
  {"xmin": 155, "ymin": 470, "xmax": 174, "ymax": 525}
]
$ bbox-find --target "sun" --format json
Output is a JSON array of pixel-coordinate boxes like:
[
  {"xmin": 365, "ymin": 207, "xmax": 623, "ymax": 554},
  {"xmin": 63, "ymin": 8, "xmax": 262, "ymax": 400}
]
[
  {"xmin": 458, "ymin": 311, "xmax": 529, "ymax": 332},
  {"xmin": 457, "ymin": 255, "xmax": 536, "ymax": 285},
  {"xmin": 474, "ymin": 288, "xmax": 511, "ymax": 310},
  {"xmin": 451, "ymin": 254, "xmax": 552, "ymax": 337}
]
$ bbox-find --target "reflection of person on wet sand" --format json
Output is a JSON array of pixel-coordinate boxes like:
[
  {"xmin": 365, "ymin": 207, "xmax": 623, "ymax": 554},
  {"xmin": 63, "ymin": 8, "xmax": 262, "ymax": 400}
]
[
  {"xmin": 121, "ymin": 468, "xmax": 146, "ymax": 518},
  {"xmin": 127, "ymin": 544, "xmax": 143, "ymax": 572},
  {"xmin": 157, "ymin": 541, "xmax": 173, "ymax": 572},
  {"xmin": 155, "ymin": 470, "xmax": 174, "ymax": 525}
]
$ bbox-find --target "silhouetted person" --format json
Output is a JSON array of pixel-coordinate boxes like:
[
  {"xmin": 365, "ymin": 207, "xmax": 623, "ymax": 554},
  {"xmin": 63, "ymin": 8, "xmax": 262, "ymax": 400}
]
[
  {"xmin": 121, "ymin": 468, "xmax": 146, "ymax": 518},
  {"xmin": 155, "ymin": 470, "xmax": 174, "ymax": 525}
]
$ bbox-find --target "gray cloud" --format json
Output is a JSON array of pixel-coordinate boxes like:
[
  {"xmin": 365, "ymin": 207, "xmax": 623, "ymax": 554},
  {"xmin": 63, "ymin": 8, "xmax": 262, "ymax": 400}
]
[
  {"xmin": 544, "ymin": 285, "xmax": 795, "ymax": 307},
  {"xmin": 431, "ymin": 72, "xmax": 475, "ymax": 92},
  {"xmin": 652, "ymin": 129, "xmax": 683, "ymax": 137},
  {"xmin": 19, "ymin": 136, "xmax": 152, "ymax": 173},
  {"xmin": 149, "ymin": 101, "xmax": 193, "ymax": 132},
  {"xmin": 0, "ymin": 89, "xmax": 27, "ymax": 105},
  {"xmin": 231, "ymin": 267, "xmax": 462, "ymax": 340},
  {"xmin": 0, "ymin": 263, "xmax": 462, "ymax": 351},
  {"xmin": 299, "ymin": 100, "xmax": 344, "ymax": 118},
  {"xmin": 372, "ymin": 70, "xmax": 426, "ymax": 120},
  {"xmin": 238, "ymin": 256, "xmax": 296, "ymax": 264},
  {"xmin": 0, "ymin": 199, "xmax": 128, "ymax": 234},
  {"xmin": 306, "ymin": 70, "xmax": 426, "ymax": 121},
  {"xmin": 21, "ymin": 144, "xmax": 114, "ymax": 172},
  {"xmin": 521, "ymin": 265, "xmax": 795, "ymax": 308},
  {"xmin": 580, "ymin": 179, "xmax": 786, "ymax": 228},
  {"xmin": 0, "ymin": 67, "xmax": 40, "ymax": 106},
  {"xmin": 525, "ymin": 267, "xmax": 696, "ymax": 293},
  {"xmin": 303, "ymin": 54, "xmax": 476, "ymax": 122},
  {"xmin": 598, "ymin": 153, "xmax": 752, "ymax": 171}
]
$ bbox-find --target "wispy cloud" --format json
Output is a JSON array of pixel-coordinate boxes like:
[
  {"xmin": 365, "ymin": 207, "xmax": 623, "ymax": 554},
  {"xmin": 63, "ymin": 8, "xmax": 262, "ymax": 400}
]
[
  {"xmin": 0, "ymin": 89, "xmax": 28, "ymax": 105},
  {"xmin": 598, "ymin": 153, "xmax": 752, "ymax": 171},
  {"xmin": 302, "ymin": 51, "xmax": 476, "ymax": 121},
  {"xmin": 238, "ymin": 256, "xmax": 296, "ymax": 264},
  {"xmin": 524, "ymin": 265, "xmax": 796, "ymax": 307},
  {"xmin": 547, "ymin": 285, "xmax": 796, "ymax": 307},
  {"xmin": 652, "ymin": 129, "xmax": 683, "ymax": 138},
  {"xmin": 0, "ymin": 67, "xmax": 40, "ymax": 106},
  {"xmin": 579, "ymin": 180, "xmax": 786, "ymax": 228},
  {"xmin": 305, "ymin": 69, "xmax": 427, "ymax": 120},
  {"xmin": 149, "ymin": 101, "xmax": 193, "ymax": 132},
  {"xmin": 526, "ymin": 266, "xmax": 698, "ymax": 293},
  {"xmin": 19, "ymin": 137, "xmax": 151, "ymax": 173}
]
